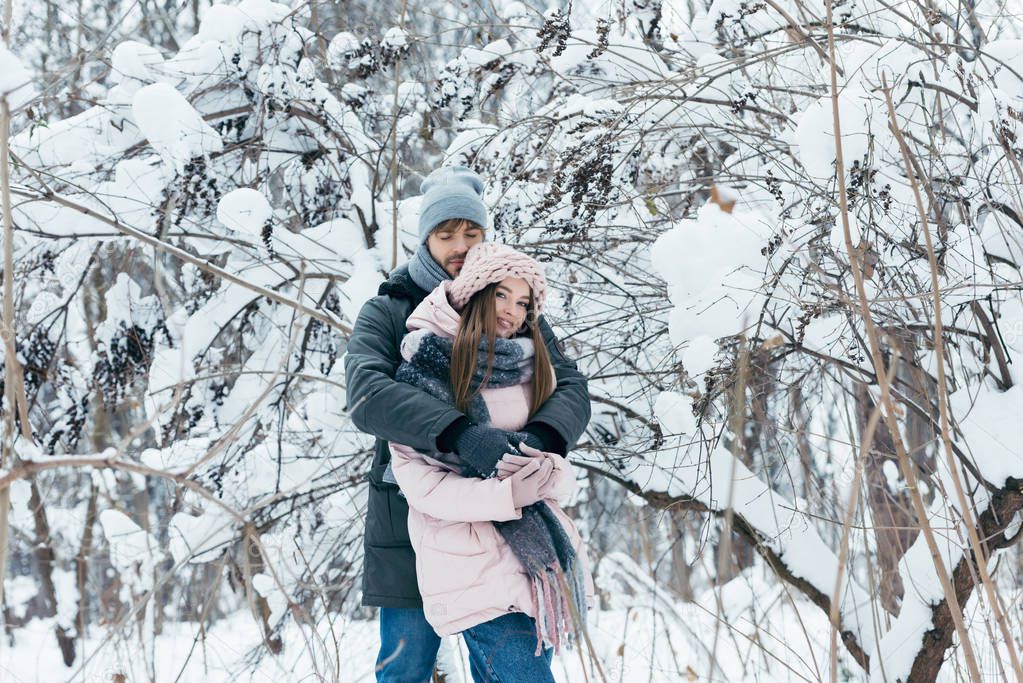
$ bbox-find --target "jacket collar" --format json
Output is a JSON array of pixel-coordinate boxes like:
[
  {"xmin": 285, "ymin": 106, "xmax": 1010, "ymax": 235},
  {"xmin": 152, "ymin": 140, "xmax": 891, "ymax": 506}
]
[{"xmin": 378, "ymin": 264, "xmax": 429, "ymax": 301}]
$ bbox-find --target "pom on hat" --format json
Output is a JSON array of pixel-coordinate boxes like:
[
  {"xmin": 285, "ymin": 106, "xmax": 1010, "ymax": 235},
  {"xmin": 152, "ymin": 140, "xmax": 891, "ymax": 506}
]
[{"xmin": 448, "ymin": 243, "xmax": 547, "ymax": 314}]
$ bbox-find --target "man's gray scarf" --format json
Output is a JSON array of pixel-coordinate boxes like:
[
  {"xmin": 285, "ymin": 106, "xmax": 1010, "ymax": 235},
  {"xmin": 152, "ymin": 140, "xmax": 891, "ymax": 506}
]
[
  {"xmin": 405, "ymin": 243, "xmax": 451, "ymax": 292},
  {"xmin": 395, "ymin": 330, "xmax": 587, "ymax": 653}
]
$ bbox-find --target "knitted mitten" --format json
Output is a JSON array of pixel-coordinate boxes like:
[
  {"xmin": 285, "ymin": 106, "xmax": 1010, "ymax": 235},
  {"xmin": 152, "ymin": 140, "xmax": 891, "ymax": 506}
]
[{"xmin": 454, "ymin": 425, "xmax": 522, "ymax": 475}]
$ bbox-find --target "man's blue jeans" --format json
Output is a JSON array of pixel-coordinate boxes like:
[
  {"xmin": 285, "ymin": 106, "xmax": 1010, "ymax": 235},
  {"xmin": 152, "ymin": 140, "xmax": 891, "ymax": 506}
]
[
  {"xmin": 461, "ymin": 613, "xmax": 554, "ymax": 682},
  {"xmin": 376, "ymin": 607, "xmax": 441, "ymax": 682},
  {"xmin": 376, "ymin": 608, "xmax": 551, "ymax": 682}
]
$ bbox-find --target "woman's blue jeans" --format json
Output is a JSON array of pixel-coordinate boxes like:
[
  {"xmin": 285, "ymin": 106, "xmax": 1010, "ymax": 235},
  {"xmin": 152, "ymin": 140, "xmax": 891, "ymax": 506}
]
[{"xmin": 461, "ymin": 612, "xmax": 555, "ymax": 682}]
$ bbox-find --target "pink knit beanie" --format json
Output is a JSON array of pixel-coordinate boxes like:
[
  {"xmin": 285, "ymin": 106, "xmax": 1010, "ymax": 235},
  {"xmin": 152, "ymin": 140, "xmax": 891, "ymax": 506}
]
[{"xmin": 448, "ymin": 243, "xmax": 547, "ymax": 314}]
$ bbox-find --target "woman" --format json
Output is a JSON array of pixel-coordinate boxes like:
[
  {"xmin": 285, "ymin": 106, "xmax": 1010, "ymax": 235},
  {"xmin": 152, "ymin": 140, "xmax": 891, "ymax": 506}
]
[{"xmin": 388, "ymin": 242, "xmax": 593, "ymax": 681}]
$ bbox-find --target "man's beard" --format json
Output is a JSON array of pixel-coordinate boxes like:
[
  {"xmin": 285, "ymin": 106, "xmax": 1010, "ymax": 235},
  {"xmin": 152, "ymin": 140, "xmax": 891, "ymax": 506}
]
[{"xmin": 445, "ymin": 254, "xmax": 466, "ymax": 276}]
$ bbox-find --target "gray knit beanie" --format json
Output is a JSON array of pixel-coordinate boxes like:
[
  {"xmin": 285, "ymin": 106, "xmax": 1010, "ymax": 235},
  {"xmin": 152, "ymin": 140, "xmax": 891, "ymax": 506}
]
[{"xmin": 417, "ymin": 166, "xmax": 488, "ymax": 243}]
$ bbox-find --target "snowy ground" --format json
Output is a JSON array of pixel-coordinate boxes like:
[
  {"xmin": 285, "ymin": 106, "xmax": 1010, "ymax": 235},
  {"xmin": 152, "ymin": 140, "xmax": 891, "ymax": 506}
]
[{"xmin": 1, "ymin": 568, "xmax": 849, "ymax": 683}]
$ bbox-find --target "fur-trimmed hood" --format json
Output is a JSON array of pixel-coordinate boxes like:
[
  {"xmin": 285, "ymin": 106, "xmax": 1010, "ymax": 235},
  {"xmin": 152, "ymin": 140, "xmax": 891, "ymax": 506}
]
[{"xmin": 378, "ymin": 264, "xmax": 430, "ymax": 301}]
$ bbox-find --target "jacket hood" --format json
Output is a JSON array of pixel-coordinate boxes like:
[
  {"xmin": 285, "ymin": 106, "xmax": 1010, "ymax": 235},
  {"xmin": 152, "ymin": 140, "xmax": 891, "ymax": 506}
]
[{"xmin": 378, "ymin": 264, "xmax": 429, "ymax": 301}]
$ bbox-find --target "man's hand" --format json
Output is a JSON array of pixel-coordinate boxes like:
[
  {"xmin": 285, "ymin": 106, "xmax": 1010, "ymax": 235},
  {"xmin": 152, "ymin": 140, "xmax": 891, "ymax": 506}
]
[
  {"xmin": 453, "ymin": 425, "xmax": 521, "ymax": 474},
  {"xmin": 518, "ymin": 430, "xmax": 545, "ymax": 451}
]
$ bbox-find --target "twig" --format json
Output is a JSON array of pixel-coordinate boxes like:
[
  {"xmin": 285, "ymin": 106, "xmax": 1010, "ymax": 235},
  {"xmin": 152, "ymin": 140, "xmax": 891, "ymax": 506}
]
[
  {"xmin": 825, "ymin": 2, "xmax": 982, "ymax": 677},
  {"xmin": 6, "ymin": 186, "xmax": 350, "ymax": 334},
  {"xmin": 881, "ymin": 73, "xmax": 1023, "ymax": 682}
]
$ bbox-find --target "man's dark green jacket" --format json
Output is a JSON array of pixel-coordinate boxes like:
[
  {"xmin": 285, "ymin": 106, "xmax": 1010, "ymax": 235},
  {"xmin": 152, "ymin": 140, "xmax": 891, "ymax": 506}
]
[{"xmin": 344, "ymin": 265, "xmax": 591, "ymax": 607}]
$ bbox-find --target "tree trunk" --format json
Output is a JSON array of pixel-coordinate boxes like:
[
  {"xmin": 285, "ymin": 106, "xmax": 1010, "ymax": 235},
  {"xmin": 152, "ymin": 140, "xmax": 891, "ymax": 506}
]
[
  {"xmin": 906, "ymin": 486, "xmax": 1023, "ymax": 682},
  {"xmin": 28, "ymin": 479, "xmax": 76, "ymax": 665},
  {"xmin": 74, "ymin": 481, "xmax": 98, "ymax": 640}
]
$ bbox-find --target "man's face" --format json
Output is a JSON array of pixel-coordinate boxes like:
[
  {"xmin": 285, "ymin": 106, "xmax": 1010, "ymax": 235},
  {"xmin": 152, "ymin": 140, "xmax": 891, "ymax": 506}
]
[{"xmin": 426, "ymin": 220, "xmax": 484, "ymax": 277}]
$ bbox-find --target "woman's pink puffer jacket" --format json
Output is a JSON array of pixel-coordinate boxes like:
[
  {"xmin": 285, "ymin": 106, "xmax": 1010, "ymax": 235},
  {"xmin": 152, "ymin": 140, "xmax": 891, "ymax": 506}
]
[{"xmin": 388, "ymin": 282, "xmax": 593, "ymax": 637}]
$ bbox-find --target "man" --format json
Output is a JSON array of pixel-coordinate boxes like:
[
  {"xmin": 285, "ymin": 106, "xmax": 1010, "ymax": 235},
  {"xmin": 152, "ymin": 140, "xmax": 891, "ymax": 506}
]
[{"xmin": 344, "ymin": 165, "xmax": 591, "ymax": 682}]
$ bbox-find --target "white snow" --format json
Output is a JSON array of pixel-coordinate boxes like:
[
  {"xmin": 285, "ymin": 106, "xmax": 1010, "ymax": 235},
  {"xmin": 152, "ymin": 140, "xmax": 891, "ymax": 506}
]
[
  {"xmin": 169, "ymin": 506, "xmax": 238, "ymax": 564},
  {"xmin": 794, "ymin": 89, "xmax": 888, "ymax": 180},
  {"xmin": 327, "ymin": 31, "xmax": 360, "ymax": 69},
  {"xmin": 131, "ymin": 83, "xmax": 224, "ymax": 172},
  {"xmin": 979, "ymin": 211, "xmax": 1023, "ymax": 264},
  {"xmin": 217, "ymin": 188, "xmax": 274, "ymax": 235},
  {"xmin": 51, "ymin": 569, "xmax": 78, "ymax": 631},
  {"xmin": 829, "ymin": 212, "xmax": 862, "ymax": 252},
  {"xmin": 26, "ymin": 291, "xmax": 63, "ymax": 325},
  {"xmin": 982, "ymin": 40, "xmax": 1023, "ymax": 100},
  {"xmin": 0, "ymin": 45, "xmax": 35, "ymax": 109},
  {"xmin": 445, "ymin": 120, "xmax": 498, "ymax": 165},
  {"xmin": 340, "ymin": 250, "xmax": 385, "ymax": 323},
  {"xmin": 651, "ymin": 202, "xmax": 771, "ymax": 371},
  {"xmin": 5, "ymin": 3, "xmax": 1023, "ymax": 681},
  {"xmin": 653, "ymin": 391, "xmax": 697, "ymax": 436},
  {"xmin": 95, "ymin": 273, "xmax": 163, "ymax": 345},
  {"xmin": 272, "ymin": 217, "xmax": 367, "ymax": 263},
  {"xmin": 462, "ymin": 39, "xmax": 512, "ymax": 67},
  {"xmin": 99, "ymin": 509, "xmax": 164, "ymax": 587},
  {"xmin": 549, "ymin": 31, "xmax": 671, "ymax": 83},
  {"xmin": 111, "ymin": 41, "xmax": 165, "ymax": 85},
  {"xmin": 12, "ymin": 104, "xmax": 142, "ymax": 167},
  {"xmin": 882, "ymin": 459, "xmax": 900, "ymax": 491},
  {"xmin": 139, "ymin": 437, "xmax": 212, "ymax": 472},
  {"xmin": 3, "ymin": 575, "xmax": 37, "ymax": 619},
  {"xmin": 682, "ymin": 335, "xmax": 719, "ymax": 377},
  {"xmin": 627, "ymin": 437, "xmax": 878, "ymax": 659},
  {"xmin": 146, "ymin": 282, "xmax": 259, "ymax": 397},
  {"xmin": 196, "ymin": 0, "xmax": 289, "ymax": 44},
  {"xmin": 871, "ymin": 500, "xmax": 969, "ymax": 682},
  {"xmin": 0, "ymin": 592, "xmax": 861, "ymax": 683},
  {"xmin": 382, "ymin": 26, "xmax": 408, "ymax": 50},
  {"xmin": 251, "ymin": 572, "xmax": 288, "ymax": 625},
  {"xmin": 951, "ymin": 383, "xmax": 1023, "ymax": 487},
  {"xmin": 554, "ymin": 94, "xmax": 624, "ymax": 119}
]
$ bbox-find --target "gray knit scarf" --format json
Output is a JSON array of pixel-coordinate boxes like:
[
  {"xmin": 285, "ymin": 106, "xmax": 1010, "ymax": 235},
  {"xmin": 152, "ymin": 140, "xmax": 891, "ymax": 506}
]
[
  {"xmin": 395, "ymin": 330, "xmax": 587, "ymax": 654},
  {"xmin": 406, "ymin": 243, "xmax": 451, "ymax": 293}
]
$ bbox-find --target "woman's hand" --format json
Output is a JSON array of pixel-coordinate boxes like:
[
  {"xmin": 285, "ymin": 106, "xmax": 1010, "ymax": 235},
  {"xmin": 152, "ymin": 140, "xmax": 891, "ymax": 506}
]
[
  {"xmin": 496, "ymin": 445, "xmax": 564, "ymax": 481},
  {"xmin": 495, "ymin": 453, "xmax": 534, "ymax": 480},
  {"xmin": 500, "ymin": 443, "xmax": 575, "ymax": 502},
  {"xmin": 509, "ymin": 457, "xmax": 555, "ymax": 508}
]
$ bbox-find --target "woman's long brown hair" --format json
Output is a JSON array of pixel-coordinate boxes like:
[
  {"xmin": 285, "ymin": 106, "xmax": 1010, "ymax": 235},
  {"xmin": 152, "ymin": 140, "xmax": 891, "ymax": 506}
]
[{"xmin": 451, "ymin": 283, "xmax": 555, "ymax": 418}]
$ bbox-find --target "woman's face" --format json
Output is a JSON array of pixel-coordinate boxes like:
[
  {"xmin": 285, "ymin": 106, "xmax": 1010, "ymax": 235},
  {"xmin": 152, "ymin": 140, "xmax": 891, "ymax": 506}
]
[{"xmin": 494, "ymin": 277, "xmax": 531, "ymax": 338}]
